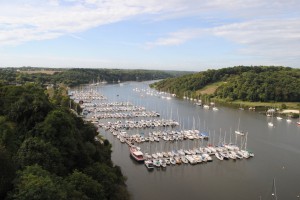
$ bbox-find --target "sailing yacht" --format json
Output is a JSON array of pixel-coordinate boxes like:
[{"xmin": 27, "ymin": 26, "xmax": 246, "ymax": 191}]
[
  {"xmin": 286, "ymin": 115, "xmax": 292, "ymax": 123},
  {"xmin": 235, "ymin": 118, "xmax": 245, "ymax": 135},
  {"xmin": 271, "ymin": 178, "xmax": 278, "ymax": 200},
  {"xmin": 268, "ymin": 111, "xmax": 274, "ymax": 127}
]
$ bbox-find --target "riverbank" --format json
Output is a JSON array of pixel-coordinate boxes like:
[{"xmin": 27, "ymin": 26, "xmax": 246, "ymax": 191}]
[{"xmin": 211, "ymin": 98, "xmax": 299, "ymax": 116}]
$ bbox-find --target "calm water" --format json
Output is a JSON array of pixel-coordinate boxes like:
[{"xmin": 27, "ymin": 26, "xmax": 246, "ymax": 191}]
[{"xmin": 80, "ymin": 81, "xmax": 300, "ymax": 200}]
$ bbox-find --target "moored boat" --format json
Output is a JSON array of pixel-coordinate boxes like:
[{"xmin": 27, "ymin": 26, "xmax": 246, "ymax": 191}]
[
  {"xmin": 130, "ymin": 146, "xmax": 145, "ymax": 162},
  {"xmin": 144, "ymin": 160, "xmax": 154, "ymax": 169}
]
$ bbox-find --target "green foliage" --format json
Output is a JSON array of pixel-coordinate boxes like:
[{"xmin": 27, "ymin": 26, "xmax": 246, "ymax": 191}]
[
  {"xmin": 0, "ymin": 83, "xmax": 129, "ymax": 199},
  {"xmin": 16, "ymin": 137, "xmax": 64, "ymax": 175},
  {"xmin": 65, "ymin": 170, "xmax": 106, "ymax": 200},
  {"xmin": 0, "ymin": 67, "xmax": 191, "ymax": 87},
  {"xmin": 0, "ymin": 145, "xmax": 15, "ymax": 199},
  {"xmin": 84, "ymin": 163, "xmax": 129, "ymax": 200},
  {"xmin": 0, "ymin": 84, "xmax": 53, "ymax": 133},
  {"xmin": 152, "ymin": 66, "xmax": 300, "ymax": 102},
  {"xmin": 0, "ymin": 116, "xmax": 18, "ymax": 153},
  {"xmin": 7, "ymin": 165, "xmax": 66, "ymax": 200},
  {"xmin": 280, "ymin": 104, "xmax": 287, "ymax": 109}
]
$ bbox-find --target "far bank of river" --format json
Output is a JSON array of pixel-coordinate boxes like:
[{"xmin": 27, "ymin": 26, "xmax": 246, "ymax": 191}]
[{"xmin": 210, "ymin": 98, "xmax": 299, "ymax": 117}]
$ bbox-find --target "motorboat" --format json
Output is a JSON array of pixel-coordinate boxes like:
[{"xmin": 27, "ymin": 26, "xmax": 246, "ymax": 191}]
[
  {"xmin": 170, "ymin": 157, "xmax": 176, "ymax": 165},
  {"xmin": 144, "ymin": 160, "xmax": 154, "ymax": 169},
  {"xmin": 130, "ymin": 146, "xmax": 145, "ymax": 162},
  {"xmin": 153, "ymin": 159, "xmax": 161, "ymax": 167}
]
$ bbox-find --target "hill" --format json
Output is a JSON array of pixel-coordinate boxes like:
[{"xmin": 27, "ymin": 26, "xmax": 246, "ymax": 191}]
[
  {"xmin": 151, "ymin": 66, "xmax": 300, "ymax": 105},
  {"xmin": 0, "ymin": 84, "xmax": 130, "ymax": 199},
  {"xmin": 0, "ymin": 67, "xmax": 192, "ymax": 87}
]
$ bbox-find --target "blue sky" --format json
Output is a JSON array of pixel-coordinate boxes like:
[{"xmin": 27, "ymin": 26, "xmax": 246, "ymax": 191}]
[{"xmin": 0, "ymin": 0, "xmax": 300, "ymax": 71}]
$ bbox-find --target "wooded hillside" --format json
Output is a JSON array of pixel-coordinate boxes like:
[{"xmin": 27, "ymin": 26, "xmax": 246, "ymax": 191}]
[{"xmin": 151, "ymin": 66, "xmax": 300, "ymax": 102}]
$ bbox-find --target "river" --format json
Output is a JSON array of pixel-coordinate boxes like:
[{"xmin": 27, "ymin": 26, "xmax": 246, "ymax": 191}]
[{"xmin": 78, "ymin": 81, "xmax": 300, "ymax": 200}]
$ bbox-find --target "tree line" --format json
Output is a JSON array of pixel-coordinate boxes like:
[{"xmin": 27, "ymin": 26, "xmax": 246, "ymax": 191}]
[
  {"xmin": 0, "ymin": 83, "xmax": 130, "ymax": 199},
  {"xmin": 151, "ymin": 66, "xmax": 300, "ymax": 102},
  {"xmin": 0, "ymin": 67, "xmax": 191, "ymax": 87}
]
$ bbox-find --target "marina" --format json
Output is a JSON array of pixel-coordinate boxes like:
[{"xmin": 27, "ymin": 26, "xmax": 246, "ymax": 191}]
[
  {"xmin": 70, "ymin": 81, "xmax": 300, "ymax": 200},
  {"xmin": 72, "ymin": 88, "xmax": 254, "ymax": 169}
]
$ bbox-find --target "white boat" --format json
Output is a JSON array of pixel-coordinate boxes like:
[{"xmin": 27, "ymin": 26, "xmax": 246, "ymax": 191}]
[
  {"xmin": 272, "ymin": 178, "xmax": 278, "ymax": 200},
  {"xmin": 165, "ymin": 158, "xmax": 171, "ymax": 165},
  {"xmin": 186, "ymin": 155, "xmax": 197, "ymax": 164},
  {"xmin": 235, "ymin": 152, "xmax": 243, "ymax": 159},
  {"xmin": 144, "ymin": 160, "xmax": 154, "ymax": 169},
  {"xmin": 170, "ymin": 157, "xmax": 176, "ymax": 165},
  {"xmin": 220, "ymin": 152, "xmax": 229, "ymax": 160},
  {"xmin": 157, "ymin": 152, "xmax": 163, "ymax": 158},
  {"xmin": 268, "ymin": 111, "xmax": 274, "ymax": 127},
  {"xmin": 192, "ymin": 155, "xmax": 202, "ymax": 163},
  {"xmin": 181, "ymin": 156, "xmax": 189, "ymax": 164},
  {"xmin": 153, "ymin": 159, "xmax": 161, "ymax": 167},
  {"xmin": 152, "ymin": 153, "xmax": 158, "ymax": 159},
  {"xmin": 212, "ymin": 107, "xmax": 219, "ymax": 111},
  {"xmin": 286, "ymin": 118, "xmax": 292, "ymax": 123},
  {"xmin": 203, "ymin": 104, "xmax": 210, "ymax": 109},
  {"xmin": 235, "ymin": 118, "xmax": 245, "ymax": 136},
  {"xmin": 130, "ymin": 146, "xmax": 145, "ymax": 162},
  {"xmin": 202, "ymin": 153, "xmax": 213, "ymax": 162},
  {"xmin": 276, "ymin": 116, "xmax": 282, "ymax": 120},
  {"xmin": 215, "ymin": 152, "xmax": 223, "ymax": 161},
  {"xmin": 160, "ymin": 159, "xmax": 167, "ymax": 168}
]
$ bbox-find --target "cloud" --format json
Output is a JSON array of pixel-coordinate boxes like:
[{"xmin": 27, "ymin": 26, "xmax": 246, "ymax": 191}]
[
  {"xmin": 1, "ymin": 0, "xmax": 299, "ymax": 47},
  {"xmin": 1, "ymin": 0, "xmax": 300, "ymax": 70},
  {"xmin": 146, "ymin": 29, "xmax": 206, "ymax": 48},
  {"xmin": 146, "ymin": 17, "xmax": 300, "ymax": 63}
]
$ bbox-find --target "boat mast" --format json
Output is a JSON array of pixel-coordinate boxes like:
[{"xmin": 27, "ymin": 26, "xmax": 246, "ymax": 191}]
[
  {"xmin": 272, "ymin": 178, "xmax": 278, "ymax": 200},
  {"xmin": 244, "ymin": 132, "xmax": 248, "ymax": 150}
]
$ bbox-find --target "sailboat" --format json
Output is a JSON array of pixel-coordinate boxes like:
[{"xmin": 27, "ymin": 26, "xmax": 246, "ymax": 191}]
[
  {"xmin": 286, "ymin": 115, "xmax": 292, "ymax": 123},
  {"xmin": 235, "ymin": 118, "xmax": 245, "ymax": 136},
  {"xmin": 268, "ymin": 112, "xmax": 274, "ymax": 127},
  {"xmin": 271, "ymin": 178, "xmax": 278, "ymax": 200}
]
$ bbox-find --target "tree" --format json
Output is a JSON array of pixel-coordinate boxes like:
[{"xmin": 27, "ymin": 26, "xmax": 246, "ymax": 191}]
[
  {"xmin": 65, "ymin": 170, "xmax": 106, "ymax": 200},
  {"xmin": 16, "ymin": 137, "xmax": 64, "ymax": 175},
  {"xmin": 0, "ymin": 116, "xmax": 18, "ymax": 154},
  {"xmin": 7, "ymin": 165, "xmax": 66, "ymax": 200},
  {"xmin": 0, "ymin": 145, "xmax": 15, "ymax": 199}
]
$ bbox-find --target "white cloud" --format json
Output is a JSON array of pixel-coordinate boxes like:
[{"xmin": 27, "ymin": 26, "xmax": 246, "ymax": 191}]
[
  {"xmin": 146, "ymin": 17, "xmax": 300, "ymax": 65},
  {"xmin": 1, "ymin": 0, "xmax": 300, "ymax": 68},
  {"xmin": 1, "ymin": 0, "xmax": 300, "ymax": 46},
  {"xmin": 146, "ymin": 29, "xmax": 206, "ymax": 48}
]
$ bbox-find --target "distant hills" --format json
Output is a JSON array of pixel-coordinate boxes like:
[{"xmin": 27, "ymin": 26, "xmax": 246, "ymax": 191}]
[
  {"xmin": 151, "ymin": 66, "xmax": 300, "ymax": 103},
  {"xmin": 0, "ymin": 67, "xmax": 192, "ymax": 87}
]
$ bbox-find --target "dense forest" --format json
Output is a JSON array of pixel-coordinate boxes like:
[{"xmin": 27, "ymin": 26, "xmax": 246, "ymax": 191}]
[
  {"xmin": 0, "ymin": 67, "xmax": 191, "ymax": 87},
  {"xmin": 151, "ymin": 66, "xmax": 300, "ymax": 103},
  {"xmin": 0, "ymin": 83, "xmax": 130, "ymax": 199}
]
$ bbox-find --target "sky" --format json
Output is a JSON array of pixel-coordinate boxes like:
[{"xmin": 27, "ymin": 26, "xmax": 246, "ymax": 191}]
[{"xmin": 0, "ymin": 0, "xmax": 300, "ymax": 71}]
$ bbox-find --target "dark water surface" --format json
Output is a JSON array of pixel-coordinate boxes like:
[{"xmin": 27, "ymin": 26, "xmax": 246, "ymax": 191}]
[{"xmin": 79, "ymin": 81, "xmax": 300, "ymax": 200}]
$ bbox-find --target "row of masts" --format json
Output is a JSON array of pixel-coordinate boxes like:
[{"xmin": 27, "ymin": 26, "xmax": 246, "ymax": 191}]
[{"xmin": 71, "ymin": 84, "xmax": 254, "ymax": 170}]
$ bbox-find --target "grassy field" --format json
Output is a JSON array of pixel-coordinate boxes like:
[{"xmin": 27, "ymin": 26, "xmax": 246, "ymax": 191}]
[{"xmin": 196, "ymin": 81, "xmax": 225, "ymax": 95}]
